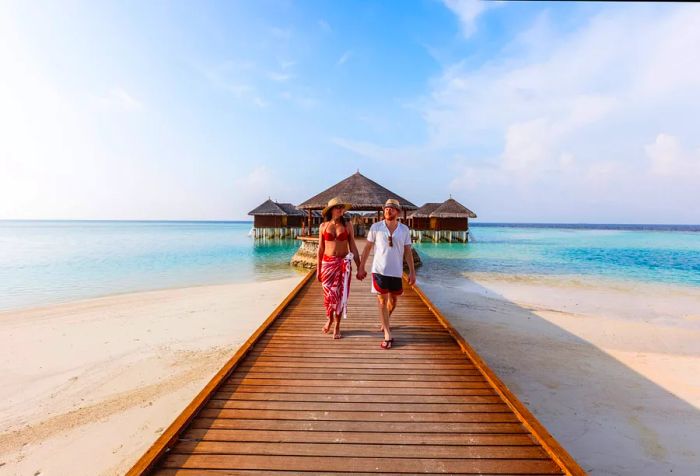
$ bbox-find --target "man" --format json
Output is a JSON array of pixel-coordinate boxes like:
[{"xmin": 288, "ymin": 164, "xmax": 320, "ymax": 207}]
[{"xmin": 357, "ymin": 199, "xmax": 416, "ymax": 349}]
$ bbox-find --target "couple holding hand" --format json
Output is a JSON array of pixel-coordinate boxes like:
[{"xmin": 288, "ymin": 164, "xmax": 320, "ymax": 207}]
[{"xmin": 317, "ymin": 197, "xmax": 416, "ymax": 349}]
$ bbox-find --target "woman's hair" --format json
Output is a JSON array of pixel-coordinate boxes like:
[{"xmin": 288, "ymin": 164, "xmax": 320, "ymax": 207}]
[{"xmin": 323, "ymin": 206, "xmax": 347, "ymax": 224}]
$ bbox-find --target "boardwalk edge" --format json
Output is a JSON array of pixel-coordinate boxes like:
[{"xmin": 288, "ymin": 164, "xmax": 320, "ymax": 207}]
[
  {"xmin": 125, "ymin": 270, "xmax": 315, "ymax": 476},
  {"xmin": 408, "ymin": 276, "xmax": 587, "ymax": 476}
]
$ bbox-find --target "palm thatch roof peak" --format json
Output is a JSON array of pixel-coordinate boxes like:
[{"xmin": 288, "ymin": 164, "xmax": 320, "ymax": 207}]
[
  {"xmin": 248, "ymin": 199, "xmax": 304, "ymax": 216},
  {"xmin": 276, "ymin": 202, "xmax": 305, "ymax": 217},
  {"xmin": 429, "ymin": 198, "xmax": 477, "ymax": 219},
  {"xmin": 297, "ymin": 172, "xmax": 417, "ymax": 211},
  {"xmin": 409, "ymin": 203, "xmax": 442, "ymax": 218}
]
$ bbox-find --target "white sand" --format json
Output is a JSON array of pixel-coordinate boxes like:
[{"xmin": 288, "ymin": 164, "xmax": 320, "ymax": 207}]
[
  {"xmin": 0, "ymin": 276, "xmax": 304, "ymax": 476},
  {"xmin": 2, "ymin": 269, "xmax": 698, "ymax": 476},
  {"xmin": 419, "ymin": 273, "xmax": 700, "ymax": 476}
]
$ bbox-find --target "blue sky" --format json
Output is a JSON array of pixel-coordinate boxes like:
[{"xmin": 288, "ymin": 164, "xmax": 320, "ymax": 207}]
[{"xmin": 1, "ymin": 1, "xmax": 699, "ymax": 223}]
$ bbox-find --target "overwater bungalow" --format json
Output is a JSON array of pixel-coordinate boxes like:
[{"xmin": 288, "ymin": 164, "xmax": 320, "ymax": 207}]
[
  {"xmin": 292, "ymin": 171, "xmax": 418, "ymax": 268},
  {"xmin": 296, "ymin": 171, "xmax": 417, "ymax": 235},
  {"xmin": 248, "ymin": 199, "xmax": 306, "ymax": 239},
  {"xmin": 409, "ymin": 198, "xmax": 477, "ymax": 243},
  {"xmin": 407, "ymin": 202, "xmax": 441, "ymax": 231}
]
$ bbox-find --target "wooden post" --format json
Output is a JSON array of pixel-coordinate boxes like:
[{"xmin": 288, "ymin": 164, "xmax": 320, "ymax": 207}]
[{"xmin": 307, "ymin": 210, "xmax": 312, "ymax": 236}]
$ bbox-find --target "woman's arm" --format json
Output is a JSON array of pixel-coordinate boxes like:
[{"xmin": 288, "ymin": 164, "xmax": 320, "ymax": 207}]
[
  {"xmin": 317, "ymin": 223, "xmax": 325, "ymax": 281},
  {"xmin": 347, "ymin": 224, "xmax": 361, "ymax": 267}
]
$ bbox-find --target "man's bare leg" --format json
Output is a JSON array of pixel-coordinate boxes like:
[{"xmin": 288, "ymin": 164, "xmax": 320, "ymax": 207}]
[
  {"xmin": 388, "ymin": 294, "xmax": 397, "ymax": 316},
  {"xmin": 379, "ymin": 295, "xmax": 398, "ymax": 332},
  {"xmin": 377, "ymin": 295, "xmax": 392, "ymax": 343}
]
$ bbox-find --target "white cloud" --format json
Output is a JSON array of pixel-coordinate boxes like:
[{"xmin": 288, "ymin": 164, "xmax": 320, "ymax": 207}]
[
  {"xmin": 201, "ymin": 61, "xmax": 268, "ymax": 107},
  {"xmin": 280, "ymin": 90, "xmax": 318, "ymax": 109},
  {"xmin": 230, "ymin": 166, "xmax": 303, "ymax": 219},
  {"xmin": 269, "ymin": 26, "xmax": 292, "ymax": 42},
  {"xmin": 268, "ymin": 71, "xmax": 295, "ymax": 82},
  {"xmin": 331, "ymin": 138, "xmax": 425, "ymax": 164},
  {"xmin": 442, "ymin": 0, "xmax": 489, "ymax": 39},
  {"xmin": 338, "ymin": 5, "xmax": 700, "ymax": 222},
  {"xmin": 336, "ymin": 50, "xmax": 352, "ymax": 66},
  {"xmin": 93, "ymin": 87, "xmax": 143, "ymax": 111},
  {"xmin": 318, "ymin": 19, "xmax": 332, "ymax": 33},
  {"xmin": 646, "ymin": 134, "xmax": 700, "ymax": 178},
  {"xmin": 434, "ymin": 5, "xmax": 700, "ymax": 222}
]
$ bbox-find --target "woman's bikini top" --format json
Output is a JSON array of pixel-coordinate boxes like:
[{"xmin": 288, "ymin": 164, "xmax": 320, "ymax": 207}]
[{"xmin": 323, "ymin": 226, "xmax": 349, "ymax": 242}]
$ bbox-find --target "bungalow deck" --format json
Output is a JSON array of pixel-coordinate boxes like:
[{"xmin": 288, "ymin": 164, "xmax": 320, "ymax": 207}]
[{"xmin": 127, "ymin": 272, "xmax": 584, "ymax": 475}]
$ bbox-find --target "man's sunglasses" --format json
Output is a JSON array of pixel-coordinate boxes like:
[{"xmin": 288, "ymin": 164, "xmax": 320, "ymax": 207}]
[{"xmin": 388, "ymin": 235, "xmax": 393, "ymax": 247}]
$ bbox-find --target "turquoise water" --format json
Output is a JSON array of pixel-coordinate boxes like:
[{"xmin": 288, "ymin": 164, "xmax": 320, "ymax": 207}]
[
  {"xmin": 414, "ymin": 225, "xmax": 700, "ymax": 288},
  {"xmin": 1, "ymin": 221, "xmax": 698, "ymax": 311},
  {"xmin": 0, "ymin": 221, "xmax": 301, "ymax": 310}
]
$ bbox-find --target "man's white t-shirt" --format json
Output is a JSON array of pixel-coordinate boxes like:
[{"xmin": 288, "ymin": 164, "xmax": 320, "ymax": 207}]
[{"xmin": 367, "ymin": 220, "xmax": 412, "ymax": 278}]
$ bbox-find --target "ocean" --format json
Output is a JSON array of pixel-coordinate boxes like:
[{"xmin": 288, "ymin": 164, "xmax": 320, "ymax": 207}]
[{"xmin": 1, "ymin": 220, "xmax": 698, "ymax": 310}]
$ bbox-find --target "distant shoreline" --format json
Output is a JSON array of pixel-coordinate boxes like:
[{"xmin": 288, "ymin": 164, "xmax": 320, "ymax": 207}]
[{"xmin": 1, "ymin": 219, "xmax": 699, "ymax": 231}]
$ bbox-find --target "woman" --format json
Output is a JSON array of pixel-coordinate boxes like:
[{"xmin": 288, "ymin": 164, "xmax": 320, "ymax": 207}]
[{"xmin": 317, "ymin": 197, "xmax": 361, "ymax": 339}]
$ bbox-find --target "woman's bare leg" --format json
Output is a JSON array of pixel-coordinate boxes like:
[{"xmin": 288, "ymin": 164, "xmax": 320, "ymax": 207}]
[
  {"xmin": 322, "ymin": 313, "xmax": 332, "ymax": 333},
  {"xmin": 333, "ymin": 312, "xmax": 342, "ymax": 339}
]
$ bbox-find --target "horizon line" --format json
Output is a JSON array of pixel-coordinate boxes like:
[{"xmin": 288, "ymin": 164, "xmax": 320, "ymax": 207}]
[{"xmin": 1, "ymin": 219, "xmax": 699, "ymax": 227}]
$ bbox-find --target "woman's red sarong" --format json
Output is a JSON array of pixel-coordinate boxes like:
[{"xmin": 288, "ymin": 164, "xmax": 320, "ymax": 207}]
[{"xmin": 320, "ymin": 252, "xmax": 353, "ymax": 318}]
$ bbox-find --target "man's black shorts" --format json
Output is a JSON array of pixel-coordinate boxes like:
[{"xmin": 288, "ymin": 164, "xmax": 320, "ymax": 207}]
[{"xmin": 372, "ymin": 273, "xmax": 403, "ymax": 295}]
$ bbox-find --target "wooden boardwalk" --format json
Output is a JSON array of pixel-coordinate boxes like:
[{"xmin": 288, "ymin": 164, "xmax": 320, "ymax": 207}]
[{"xmin": 129, "ymin": 272, "xmax": 584, "ymax": 475}]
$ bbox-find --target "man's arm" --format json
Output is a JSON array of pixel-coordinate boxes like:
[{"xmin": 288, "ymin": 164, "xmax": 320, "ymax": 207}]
[
  {"xmin": 403, "ymin": 226, "xmax": 416, "ymax": 285},
  {"xmin": 404, "ymin": 244, "xmax": 416, "ymax": 285},
  {"xmin": 358, "ymin": 240, "xmax": 373, "ymax": 279}
]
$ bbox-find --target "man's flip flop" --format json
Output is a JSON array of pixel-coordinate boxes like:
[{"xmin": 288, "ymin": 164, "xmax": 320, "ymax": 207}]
[
  {"xmin": 380, "ymin": 338, "xmax": 394, "ymax": 349},
  {"xmin": 334, "ymin": 333, "xmax": 342, "ymax": 340}
]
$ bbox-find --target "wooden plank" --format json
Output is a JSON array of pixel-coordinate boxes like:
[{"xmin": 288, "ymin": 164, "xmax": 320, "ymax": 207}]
[
  {"xmin": 223, "ymin": 378, "xmax": 488, "ymax": 388},
  {"xmin": 209, "ymin": 392, "xmax": 501, "ymax": 404},
  {"xmin": 125, "ymin": 271, "xmax": 315, "ymax": 476},
  {"xmin": 155, "ymin": 471, "xmax": 562, "ymax": 476},
  {"xmin": 234, "ymin": 364, "xmax": 480, "ymax": 374},
  {"xmin": 195, "ymin": 409, "xmax": 519, "ymax": 423},
  {"xmin": 237, "ymin": 359, "xmax": 475, "ymax": 370},
  {"xmin": 181, "ymin": 428, "xmax": 538, "ymax": 446},
  {"xmin": 172, "ymin": 441, "xmax": 549, "ymax": 459},
  {"xmin": 160, "ymin": 454, "xmax": 564, "ymax": 474},
  {"xmin": 218, "ymin": 385, "xmax": 497, "ymax": 396},
  {"xmin": 188, "ymin": 419, "xmax": 529, "ymax": 433},
  {"xmin": 229, "ymin": 372, "xmax": 486, "ymax": 382},
  {"xmin": 205, "ymin": 400, "xmax": 510, "ymax": 413}
]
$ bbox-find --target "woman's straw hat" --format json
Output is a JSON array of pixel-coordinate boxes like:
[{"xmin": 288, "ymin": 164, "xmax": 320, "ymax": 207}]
[{"xmin": 322, "ymin": 197, "xmax": 352, "ymax": 215}]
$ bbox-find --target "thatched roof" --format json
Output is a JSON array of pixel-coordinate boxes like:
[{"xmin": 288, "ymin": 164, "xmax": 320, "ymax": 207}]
[
  {"xmin": 409, "ymin": 203, "xmax": 441, "ymax": 219},
  {"xmin": 429, "ymin": 198, "xmax": 477, "ymax": 219},
  {"xmin": 248, "ymin": 199, "xmax": 304, "ymax": 216},
  {"xmin": 276, "ymin": 202, "xmax": 305, "ymax": 217},
  {"xmin": 297, "ymin": 172, "xmax": 417, "ymax": 211}
]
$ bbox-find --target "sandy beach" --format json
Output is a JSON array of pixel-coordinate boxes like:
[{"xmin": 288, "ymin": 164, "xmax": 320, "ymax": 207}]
[
  {"xmin": 0, "ymin": 276, "xmax": 304, "ymax": 476},
  {"xmin": 2, "ymin": 268, "xmax": 698, "ymax": 476},
  {"xmin": 420, "ymin": 273, "xmax": 700, "ymax": 475}
]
